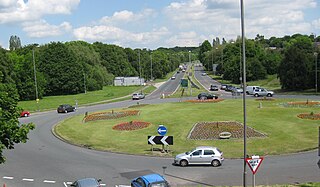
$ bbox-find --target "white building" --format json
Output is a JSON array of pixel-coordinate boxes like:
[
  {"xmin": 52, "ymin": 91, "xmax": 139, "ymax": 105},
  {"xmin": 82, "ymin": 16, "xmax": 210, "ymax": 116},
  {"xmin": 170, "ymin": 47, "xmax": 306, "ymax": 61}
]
[{"xmin": 114, "ymin": 77, "xmax": 145, "ymax": 86}]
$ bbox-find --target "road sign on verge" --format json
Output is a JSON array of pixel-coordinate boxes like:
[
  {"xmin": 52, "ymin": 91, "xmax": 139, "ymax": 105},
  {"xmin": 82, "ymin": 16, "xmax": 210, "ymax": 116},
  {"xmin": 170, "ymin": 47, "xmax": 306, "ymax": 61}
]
[
  {"xmin": 157, "ymin": 125, "xmax": 167, "ymax": 136},
  {"xmin": 148, "ymin": 136, "xmax": 173, "ymax": 145},
  {"xmin": 318, "ymin": 159, "xmax": 320, "ymax": 169},
  {"xmin": 181, "ymin": 79, "xmax": 188, "ymax": 88},
  {"xmin": 245, "ymin": 156, "xmax": 264, "ymax": 174}
]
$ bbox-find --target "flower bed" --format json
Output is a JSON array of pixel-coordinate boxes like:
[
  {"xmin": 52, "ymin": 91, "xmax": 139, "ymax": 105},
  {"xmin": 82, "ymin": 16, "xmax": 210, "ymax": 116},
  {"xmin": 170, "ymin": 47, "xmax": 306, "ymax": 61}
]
[
  {"xmin": 297, "ymin": 112, "xmax": 320, "ymax": 120},
  {"xmin": 112, "ymin": 120, "xmax": 151, "ymax": 131},
  {"xmin": 286, "ymin": 101, "xmax": 320, "ymax": 107},
  {"xmin": 187, "ymin": 121, "xmax": 266, "ymax": 140},
  {"xmin": 184, "ymin": 98, "xmax": 224, "ymax": 103},
  {"xmin": 84, "ymin": 110, "xmax": 140, "ymax": 123}
]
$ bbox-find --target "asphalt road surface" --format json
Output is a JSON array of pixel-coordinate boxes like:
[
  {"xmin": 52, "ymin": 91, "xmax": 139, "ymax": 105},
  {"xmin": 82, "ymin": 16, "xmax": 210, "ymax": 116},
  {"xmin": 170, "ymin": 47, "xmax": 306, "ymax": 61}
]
[{"xmin": 0, "ymin": 76, "xmax": 319, "ymax": 187}]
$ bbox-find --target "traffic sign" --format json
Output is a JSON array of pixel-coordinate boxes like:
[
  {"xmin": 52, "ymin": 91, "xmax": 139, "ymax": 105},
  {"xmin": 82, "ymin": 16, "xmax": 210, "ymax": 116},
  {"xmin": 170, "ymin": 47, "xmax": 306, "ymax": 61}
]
[
  {"xmin": 157, "ymin": 125, "xmax": 167, "ymax": 136},
  {"xmin": 245, "ymin": 156, "xmax": 264, "ymax": 174},
  {"xmin": 148, "ymin": 136, "xmax": 173, "ymax": 145},
  {"xmin": 181, "ymin": 79, "xmax": 188, "ymax": 88}
]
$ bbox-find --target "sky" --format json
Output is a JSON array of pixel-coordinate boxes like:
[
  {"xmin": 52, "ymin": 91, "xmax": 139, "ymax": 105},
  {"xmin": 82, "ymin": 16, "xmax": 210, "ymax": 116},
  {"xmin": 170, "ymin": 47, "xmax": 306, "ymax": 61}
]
[{"xmin": 0, "ymin": 0, "xmax": 319, "ymax": 50}]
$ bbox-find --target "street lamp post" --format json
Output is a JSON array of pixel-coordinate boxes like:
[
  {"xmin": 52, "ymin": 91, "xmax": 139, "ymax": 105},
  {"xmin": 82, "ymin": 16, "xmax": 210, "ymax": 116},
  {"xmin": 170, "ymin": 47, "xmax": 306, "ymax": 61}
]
[
  {"xmin": 315, "ymin": 52, "xmax": 318, "ymax": 94},
  {"xmin": 240, "ymin": 0, "xmax": 248, "ymax": 187},
  {"xmin": 150, "ymin": 52, "xmax": 153, "ymax": 81},
  {"xmin": 32, "ymin": 49, "xmax": 39, "ymax": 111},
  {"xmin": 189, "ymin": 51, "xmax": 191, "ymax": 64},
  {"xmin": 139, "ymin": 50, "xmax": 142, "ymax": 86}
]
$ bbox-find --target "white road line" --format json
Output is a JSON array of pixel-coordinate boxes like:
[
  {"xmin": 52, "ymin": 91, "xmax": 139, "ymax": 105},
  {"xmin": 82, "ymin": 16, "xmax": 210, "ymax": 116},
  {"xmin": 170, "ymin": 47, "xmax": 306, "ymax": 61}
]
[
  {"xmin": 100, "ymin": 184, "xmax": 106, "ymax": 186},
  {"xmin": 22, "ymin": 178, "xmax": 34, "ymax": 182},
  {"xmin": 63, "ymin": 182, "xmax": 68, "ymax": 187},
  {"xmin": 66, "ymin": 181, "xmax": 73, "ymax": 184},
  {"xmin": 43, "ymin": 180, "xmax": 56, "ymax": 183},
  {"xmin": 3, "ymin": 176, "xmax": 14, "ymax": 180}
]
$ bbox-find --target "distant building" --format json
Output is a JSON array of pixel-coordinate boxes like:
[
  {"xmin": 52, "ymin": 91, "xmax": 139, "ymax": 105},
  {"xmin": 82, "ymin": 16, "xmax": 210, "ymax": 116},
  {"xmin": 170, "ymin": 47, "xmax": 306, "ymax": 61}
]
[{"xmin": 114, "ymin": 77, "xmax": 145, "ymax": 86}]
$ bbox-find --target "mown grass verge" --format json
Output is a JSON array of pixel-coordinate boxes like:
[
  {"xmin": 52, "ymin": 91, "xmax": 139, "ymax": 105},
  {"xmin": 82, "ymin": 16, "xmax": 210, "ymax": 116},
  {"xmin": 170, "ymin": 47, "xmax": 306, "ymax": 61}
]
[{"xmin": 54, "ymin": 98, "xmax": 319, "ymax": 158}]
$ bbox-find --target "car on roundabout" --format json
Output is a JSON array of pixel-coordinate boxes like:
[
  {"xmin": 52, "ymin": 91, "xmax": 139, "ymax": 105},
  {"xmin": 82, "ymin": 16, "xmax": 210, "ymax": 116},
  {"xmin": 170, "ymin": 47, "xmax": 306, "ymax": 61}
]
[
  {"xmin": 131, "ymin": 173, "xmax": 170, "ymax": 187},
  {"xmin": 71, "ymin": 177, "xmax": 102, "ymax": 187},
  {"xmin": 253, "ymin": 88, "xmax": 274, "ymax": 97},
  {"xmin": 132, "ymin": 93, "xmax": 145, "ymax": 100},
  {"xmin": 20, "ymin": 110, "xmax": 30, "ymax": 117},
  {"xmin": 173, "ymin": 146, "xmax": 224, "ymax": 167},
  {"xmin": 197, "ymin": 92, "xmax": 218, "ymax": 100},
  {"xmin": 209, "ymin": 85, "xmax": 219, "ymax": 91},
  {"xmin": 57, "ymin": 104, "xmax": 75, "ymax": 113}
]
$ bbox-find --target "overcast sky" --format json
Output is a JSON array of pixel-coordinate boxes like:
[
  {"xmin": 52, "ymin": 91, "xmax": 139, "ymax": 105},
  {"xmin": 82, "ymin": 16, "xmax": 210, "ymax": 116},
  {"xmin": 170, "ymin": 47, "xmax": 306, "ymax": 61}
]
[{"xmin": 0, "ymin": 0, "xmax": 319, "ymax": 49}]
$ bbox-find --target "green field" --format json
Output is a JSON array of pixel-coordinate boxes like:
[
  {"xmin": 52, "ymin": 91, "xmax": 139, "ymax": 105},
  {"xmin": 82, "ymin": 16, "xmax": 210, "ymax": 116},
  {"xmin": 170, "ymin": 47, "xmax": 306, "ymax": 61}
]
[
  {"xmin": 18, "ymin": 85, "xmax": 156, "ymax": 112},
  {"xmin": 54, "ymin": 97, "xmax": 319, "ymax": 158}
]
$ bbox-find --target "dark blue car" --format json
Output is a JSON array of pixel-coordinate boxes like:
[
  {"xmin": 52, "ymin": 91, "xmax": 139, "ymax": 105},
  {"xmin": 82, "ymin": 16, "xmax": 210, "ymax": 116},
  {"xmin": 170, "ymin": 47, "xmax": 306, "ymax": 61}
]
[{"xmin": 131, "ymin": 173, "xmax": 170, "ymax": 187}]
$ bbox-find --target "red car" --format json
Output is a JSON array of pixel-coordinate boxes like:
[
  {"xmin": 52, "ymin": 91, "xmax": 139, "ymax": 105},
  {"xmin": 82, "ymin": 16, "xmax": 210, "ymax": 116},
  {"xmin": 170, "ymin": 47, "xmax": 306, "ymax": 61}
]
[{"xmin": 20, "ymin": 111, "xmax": 30, "ymax": 117}]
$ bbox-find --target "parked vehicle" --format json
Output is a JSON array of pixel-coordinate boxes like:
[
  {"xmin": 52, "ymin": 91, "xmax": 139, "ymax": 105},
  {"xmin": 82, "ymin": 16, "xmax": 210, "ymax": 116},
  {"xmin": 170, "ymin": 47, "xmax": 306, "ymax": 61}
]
[
  {"xmin": 71, "ymin": 178, "xmax": 102, "ymax": 187},
  {"xmin": 225, "ymin": 85, "xmax": 235, "ymax": 92},
  {"xmin": 174, "ymin": 146, "xmax": 224, "ymax": 167},
  {"xmin": 246, "ymin": 86, "xmax": 260, "ymax": 95},
  {"xmin": 197, "ymin": 92, "xmax": 218, "ymax": 100},
  {"xmin": 131, "ymin": 173, "xmax": 170, "ymax": 187},
  {"xmin": 132, "ymin": 93, "xmax": 145, "ymax": 100},
  {"xmin": 57, "ymin": 104, "xmax": 75, "ymax": 113},
  {"xmin": 253, "ymin": 88, "xmax": 274, "ymax": 97},
  {"xmin": 220, "ymin": 84, "xmax": 227, "ymax": 90},
  {"xmin": 209, "ymin": 85, "xmax": 219, "ymax": 91},
  {"xmin": 20, "ymin": 111, "xmax": 30, "ymax": 117}
]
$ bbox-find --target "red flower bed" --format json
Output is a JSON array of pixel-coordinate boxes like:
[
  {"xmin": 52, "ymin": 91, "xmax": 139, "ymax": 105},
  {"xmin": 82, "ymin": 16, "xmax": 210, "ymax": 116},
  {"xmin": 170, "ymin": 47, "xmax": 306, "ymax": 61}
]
[
  {"xmin": 184, "ymin": 98, "xmax": 224, "ymax": 103},
  {"xmin": 287, "ymin": 101, "xmax": 320, "ymax": 107},
  {"xmin": 112, "ymin": 120, "xmax": 151, "ymax": 131},
  {"xmin": 297, "ymin": 113, "xmax": 320, "ymax": 120},
  {"xmin": 188, "ymin": 121, "xmax": 266, "ymax": 140},
  {"xmin": 84, "ymin": 110, "xmax": 140, "ymax": 123}
]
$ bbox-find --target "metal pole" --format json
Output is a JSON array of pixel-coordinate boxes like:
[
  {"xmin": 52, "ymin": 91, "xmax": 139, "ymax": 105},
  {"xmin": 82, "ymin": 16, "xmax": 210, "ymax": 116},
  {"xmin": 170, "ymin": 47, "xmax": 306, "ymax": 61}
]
[
  {"xmin": 32, "ymin": 49, "xmax": 38, "ymax": 101},
  {"xmin": 139, "ymin": 50, "xmax": 141, "ymax": 86},
  {"xmin": 316, "ymin": 53, "xmax": 318, "ymax": 94},
  {"xmin": 151, "ymin": 52, "xmax": 153, "ymax": 81},
  {"xmin": 252, "ymin": 174, "xmax": 255, "ymax": 187},
  {"xmin": 83, "ymin": 72, "xmax": 87, "ymax": 94},
  {"xmin": 240, "ymin": 0, "xmax": 247, "ymax": 187}
]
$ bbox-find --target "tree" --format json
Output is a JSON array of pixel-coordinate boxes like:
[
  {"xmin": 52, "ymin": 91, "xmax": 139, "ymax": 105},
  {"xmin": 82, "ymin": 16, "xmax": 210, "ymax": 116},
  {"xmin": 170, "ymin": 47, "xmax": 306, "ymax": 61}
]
[
  {"xmin": 9, "ymin": 35, "xmax": 22, "ymax": 51},
  {"xmin": 198, "ymin": 40, "xmax": 212, "ymax": 68},
  {"xmin": 279, "ymin": 36, "xmax": 314, "ymax": 90}
]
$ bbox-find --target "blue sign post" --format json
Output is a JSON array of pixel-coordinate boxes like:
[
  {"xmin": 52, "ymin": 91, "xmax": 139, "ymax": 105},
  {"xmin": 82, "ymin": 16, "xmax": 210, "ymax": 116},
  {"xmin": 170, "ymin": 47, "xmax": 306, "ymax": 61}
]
[{"xmin": 157, "ymin": 125, "xmax": 167, "ymax": 136}]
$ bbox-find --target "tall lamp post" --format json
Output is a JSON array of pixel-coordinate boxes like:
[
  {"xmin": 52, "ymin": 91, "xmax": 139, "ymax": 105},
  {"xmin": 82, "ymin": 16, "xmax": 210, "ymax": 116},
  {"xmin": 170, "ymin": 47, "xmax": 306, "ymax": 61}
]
[
  {"xmin": 139, "ymin": 50, "xmax": 142, "ymax": 86},
  {"xmin": 150, "ymin": 52, "xmax": 153, "ymax": 81},
  {"xmin": 315, "ymin": 52, "xmax": 318, "ymax": 94},
  {"xmin": 240, "ymin": 0, "xmax": 248, "ymax": 187},
  {"xmin": 32, "ymin": 49, "xmax": 39, "ymax": 111}
]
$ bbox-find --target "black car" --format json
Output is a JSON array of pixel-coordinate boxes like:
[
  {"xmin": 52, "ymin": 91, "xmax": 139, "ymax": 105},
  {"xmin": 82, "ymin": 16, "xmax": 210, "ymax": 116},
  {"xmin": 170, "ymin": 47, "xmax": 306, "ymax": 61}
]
[
  {"xmin": 210, "ymin": 85, "xmax": 219, "ymax": 91},
  {"xmin": 198, "ymin": 92, "xmax": 218, "ymax": 100},
  {"xmin": 57, "ymin": 104, "xmax": 75, "ymax": 113}
]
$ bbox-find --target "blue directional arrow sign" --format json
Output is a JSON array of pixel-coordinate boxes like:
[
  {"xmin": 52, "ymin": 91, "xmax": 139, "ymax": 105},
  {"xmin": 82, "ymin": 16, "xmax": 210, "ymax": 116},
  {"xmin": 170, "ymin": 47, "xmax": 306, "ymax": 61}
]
[{"xmin": 157, "ymin": 125, "xmax": 167, "ymax": 136}]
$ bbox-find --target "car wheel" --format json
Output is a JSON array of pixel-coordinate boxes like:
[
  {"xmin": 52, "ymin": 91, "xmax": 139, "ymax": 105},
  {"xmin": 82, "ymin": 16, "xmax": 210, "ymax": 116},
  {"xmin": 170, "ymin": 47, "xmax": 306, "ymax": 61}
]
[
  {"xmin": 254, "ymin": 93, "xmax": 259, "ymax": 97},
  {"xmin": 180, "ymin": 160, "xmax": 188, "ymax": 167},
  {"xmin": 267, "ymin": 93, "xmax": 272, "ymax": 97},
  {"xmin": 214, "ymin": 96, "xmax": 218, "ymax": 99},
  {"xmin": 200, "ymin": 96, "xmax": 207, "ymax": 100},
  {"xmin": 211, "ymin": 160, "xmax": 220, "ymax": 167}
]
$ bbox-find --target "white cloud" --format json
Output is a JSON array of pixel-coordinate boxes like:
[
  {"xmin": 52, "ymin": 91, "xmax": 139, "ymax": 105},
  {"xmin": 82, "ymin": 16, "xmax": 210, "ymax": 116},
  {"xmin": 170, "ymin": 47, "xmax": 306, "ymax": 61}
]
[
  {"xmin": 312, "ymin": 19, "xmax": 320, "ymax": 29},
  {"xmin": 22, "ymin": 20, "xmax": 72, "ymax": 38},
  {"xmin": 0, "ymin": 0, "xmax": 80, "ymax": 23}
]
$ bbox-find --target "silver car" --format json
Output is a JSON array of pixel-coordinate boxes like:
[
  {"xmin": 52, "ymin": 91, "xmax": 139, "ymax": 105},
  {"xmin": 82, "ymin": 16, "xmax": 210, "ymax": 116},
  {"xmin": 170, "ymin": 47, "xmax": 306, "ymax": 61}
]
[
  {"xmin": 253, "ymin": 88, "xmax": 274, "ymax": 97},
  {"xmin": 173, "ymin": 146, "xmax": 224, "ymax": 167},
  {"xmin": 132, "ymin": 93, "xmax": 145, "ymax": 100}
]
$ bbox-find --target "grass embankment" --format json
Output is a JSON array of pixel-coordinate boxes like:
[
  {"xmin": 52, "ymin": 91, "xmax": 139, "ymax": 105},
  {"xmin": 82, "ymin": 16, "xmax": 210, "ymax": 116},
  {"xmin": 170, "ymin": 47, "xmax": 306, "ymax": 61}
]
[
  {"xmin": 18, "ymin": 85, "xmax": 156, "ymax": 112},
  {"xmin": 54, "ymin": 97, "xmax": 319, "ymax": 158}
]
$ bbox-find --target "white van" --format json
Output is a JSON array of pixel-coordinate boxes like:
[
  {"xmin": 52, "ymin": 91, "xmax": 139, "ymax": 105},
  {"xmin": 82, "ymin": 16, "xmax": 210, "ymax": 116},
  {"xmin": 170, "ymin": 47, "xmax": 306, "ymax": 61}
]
[{"xmin": 246, "ymin": 86, "xmax": 260, "ymax": 95}]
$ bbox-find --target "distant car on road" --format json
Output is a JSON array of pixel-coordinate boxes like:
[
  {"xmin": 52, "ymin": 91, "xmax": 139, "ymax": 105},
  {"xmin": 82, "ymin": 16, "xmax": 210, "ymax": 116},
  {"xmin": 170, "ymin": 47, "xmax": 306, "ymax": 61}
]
[
  {"xmin": 220, "ymin": 84, "xmax": 227, "ymax": 90},
  {"xmin": 171, "ymin": 76, "xmax": 176, "ymax": 80},
  {"xmin": 201, "ymin": 72, "xmax": 207, "ymax": 76},
  {"xmin": 57, "ymin": 104, "xmax": 75, "ymax": 113},
  {"xmin": 131, "ymin": 173, "xmax": 170, "ymax": 187},
  {"xmin": 174, "ymin": 146, "xmax": 224, "ymax": 167},
  {"xmin": 198, "ymin": 92, "xmax": 218, "ymax": 100},
  {"xmin": 253, "ymin": 88, "xmax": 274, "ymax": 97},
  {"xmin": 132, "ymin": 93, "xmax": 145, "ymax": 100},
  {"xmin": 20, "ymin": 111, "xmax": 30, "ymax": 117},
  {"xmin": 209, "ymin": 85, "xmax": 219, "ymax": 91},
  {"xmin": 246, "ymin": 86, "xmax": 260, "ymax": 95},
  {"xmin": 71, "ymin": 178, "xmax": 102, "ymax": 187}
]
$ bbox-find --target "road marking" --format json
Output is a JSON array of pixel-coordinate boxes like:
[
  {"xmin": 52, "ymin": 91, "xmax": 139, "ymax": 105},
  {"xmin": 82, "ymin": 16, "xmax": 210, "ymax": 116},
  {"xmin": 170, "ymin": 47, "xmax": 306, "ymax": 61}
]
[
  {"xmin": 43, "ymin": 180, "xmax": 56, "ymax": 183},
  {"xmin": 63, "ymin": 182, "xmax": 68, "ymax": 187},
  {"xmin": 3, "ymin": 176, "xmax": 14, "ymax": 180},
  {"xmin": 65, "ymin": 181, "xmax": 73, "ymax": 184},
  {"xmin": 22, "ymin": 178, "xmax": 34, "ymax": 182},
  {"xmin": 100, "ymin": 184, "xmax": 106, "ymax": 186}
]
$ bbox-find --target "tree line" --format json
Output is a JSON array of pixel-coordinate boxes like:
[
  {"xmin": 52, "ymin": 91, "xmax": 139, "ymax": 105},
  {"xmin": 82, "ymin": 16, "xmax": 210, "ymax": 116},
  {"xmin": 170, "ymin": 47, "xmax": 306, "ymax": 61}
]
[
  {"xmin": 198, "ymin": 34, "xmax": 320, "ymax": 91},
  {"xmin": 3, "ymin": 40, "xmax": 197, "ymax": 101}
]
